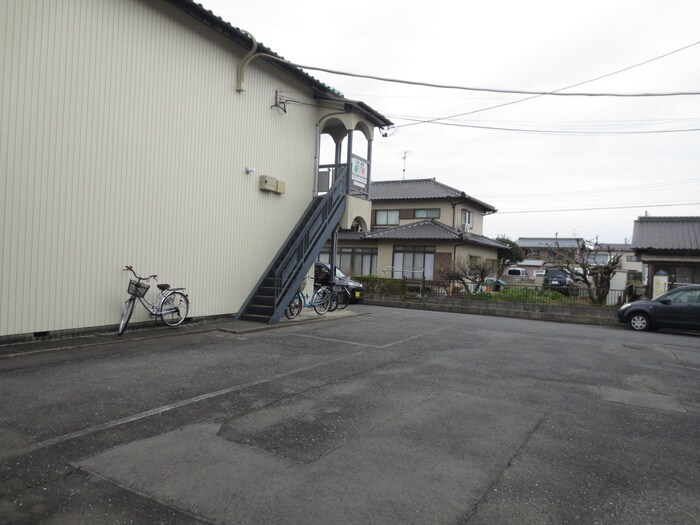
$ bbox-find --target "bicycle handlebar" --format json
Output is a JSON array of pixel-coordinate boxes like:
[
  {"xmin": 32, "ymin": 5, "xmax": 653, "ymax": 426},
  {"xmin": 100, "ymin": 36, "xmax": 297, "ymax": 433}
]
[{"xmin": 123, "ymin": 265, "xmax": 157, "ymax": 281}]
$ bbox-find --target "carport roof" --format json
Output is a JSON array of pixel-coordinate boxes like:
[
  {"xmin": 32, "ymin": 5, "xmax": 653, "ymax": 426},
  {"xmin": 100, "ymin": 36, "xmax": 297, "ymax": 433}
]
[{"xmin": 632, "ymin": 216, "xmax": 700, "ymax": 253}]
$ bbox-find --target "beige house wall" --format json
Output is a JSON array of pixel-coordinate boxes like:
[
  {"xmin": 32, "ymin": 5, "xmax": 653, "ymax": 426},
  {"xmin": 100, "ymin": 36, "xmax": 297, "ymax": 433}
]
[
  {"xmin": 373, "ymin": 240, "xmax": 498, "ymax": 278},
  {"xmin": 454, "ymin": 243, "xmax": 499, "ymax": 265},
  {"xmin": 0, "ymin": 0, "xmax": 330, "ymax": 336},
  {"xmin": 372, "ymin": 199, "xmax": 485, "ymax": 234}
]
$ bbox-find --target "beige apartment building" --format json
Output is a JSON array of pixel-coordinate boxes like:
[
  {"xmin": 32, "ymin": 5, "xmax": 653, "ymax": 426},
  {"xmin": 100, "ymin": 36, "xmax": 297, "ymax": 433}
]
[{"xmin": 1, "ymin": 0, "xmax": 390, "ymax": 338}]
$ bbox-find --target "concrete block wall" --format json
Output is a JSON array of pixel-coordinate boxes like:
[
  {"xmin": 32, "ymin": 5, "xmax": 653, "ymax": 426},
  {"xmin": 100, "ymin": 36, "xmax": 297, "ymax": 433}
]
[{"xmin": 365, "ymin": 294, "xmax": 619, "ymax": 327}]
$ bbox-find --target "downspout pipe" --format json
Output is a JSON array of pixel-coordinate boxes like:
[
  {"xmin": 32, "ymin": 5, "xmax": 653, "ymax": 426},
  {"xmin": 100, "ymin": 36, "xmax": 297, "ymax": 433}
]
[{"xmin": 236, "ymin": 32, "xmax": 258, "ymax": 92}]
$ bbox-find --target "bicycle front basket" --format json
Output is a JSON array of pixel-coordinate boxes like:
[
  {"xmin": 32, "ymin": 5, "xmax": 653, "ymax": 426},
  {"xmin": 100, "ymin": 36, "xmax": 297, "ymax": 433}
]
[{"xmin": 128, "ymin": 279, "xmax": 150, "ymax": 298}]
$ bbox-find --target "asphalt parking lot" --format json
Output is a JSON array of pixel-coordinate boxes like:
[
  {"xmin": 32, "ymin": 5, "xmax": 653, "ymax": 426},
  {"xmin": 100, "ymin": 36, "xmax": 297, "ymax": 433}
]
[{"xmin": 1, "ymin": 305, "xmax": 699, "ymax": 524}]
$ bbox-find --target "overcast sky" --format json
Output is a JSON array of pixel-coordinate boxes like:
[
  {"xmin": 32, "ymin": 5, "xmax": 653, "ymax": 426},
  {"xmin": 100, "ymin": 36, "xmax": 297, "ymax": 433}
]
[{"xmin": 199, "ymin": 0, "xmax": 700, "ymax": 243}]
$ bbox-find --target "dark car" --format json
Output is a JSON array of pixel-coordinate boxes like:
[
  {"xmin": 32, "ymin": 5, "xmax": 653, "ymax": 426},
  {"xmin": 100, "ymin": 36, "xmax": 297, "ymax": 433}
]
[
  {"xmin": 314, "ymin": 262, "xmax": 364, "ymax": 303},
  {"xmin": 618, "ymin": 285, "xmax": 700, "ymax": 331},
  {"xmin": 542, "ymin": 269, "xmax": 579, "ymax": 296}
]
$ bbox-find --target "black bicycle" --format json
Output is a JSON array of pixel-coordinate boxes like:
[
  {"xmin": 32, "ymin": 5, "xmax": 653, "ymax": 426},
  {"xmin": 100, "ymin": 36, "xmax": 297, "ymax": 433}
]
[{"xmin": 328, "ymin": 284, "xmax": 351, "ymax": 312}]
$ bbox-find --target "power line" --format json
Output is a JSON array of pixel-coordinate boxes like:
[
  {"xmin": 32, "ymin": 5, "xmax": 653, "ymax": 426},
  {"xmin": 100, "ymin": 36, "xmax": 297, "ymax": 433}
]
[
  {"xmin": 262, "ymin": 40, "xmax": 700, "ymax": 98},
  {"xmin": 276, "ymin": 60, "xmax": 700, "ymax": 97},
  {"xmin": 391, "ymin": 39, "xmax": 700, "ymax": 129},
  {"xmin": 388, "ymin": 117, "xmax": 700, "ymax": 135},
  {"xmin": 479, "ymin": 177, "xmax": 700, "ymax": 199},
  {"xmin": 497, "ymin": 202, "xmax": 700, "ymax": 214}
]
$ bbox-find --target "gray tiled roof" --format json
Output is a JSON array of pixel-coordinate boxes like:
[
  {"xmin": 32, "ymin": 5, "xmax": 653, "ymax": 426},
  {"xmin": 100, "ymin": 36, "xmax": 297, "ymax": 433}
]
[
  {"xmin": 632, "ymin": 216, "xmax": 700, "ymax": 252},
  {"xmin": 337, "ymin": 231, "xmax": 365, "ymax": 241},
  {"xmin": 369, "ymin": 179, "xmax": 496, "ymax": 213},
  {"xmin": 516, "ymin": 237, "xmax": 583, "ymax": 249},
  {"xmin": 363, "ymin": 220, "xmax": 507, "ymax": 249}
]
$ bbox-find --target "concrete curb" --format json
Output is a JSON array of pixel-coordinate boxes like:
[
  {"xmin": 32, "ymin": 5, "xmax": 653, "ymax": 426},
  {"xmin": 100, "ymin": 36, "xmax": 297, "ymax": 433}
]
[{"xmin": 0, "ymin": 309, "xmax": 366, "ymax": 359}]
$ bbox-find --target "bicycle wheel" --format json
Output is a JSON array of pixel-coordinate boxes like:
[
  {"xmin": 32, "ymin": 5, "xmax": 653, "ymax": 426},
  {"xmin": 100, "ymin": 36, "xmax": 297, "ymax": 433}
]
[
  {"xmin": 336, "ymin": 288, "xmax": 351, "ymax": 310},
  {"xmin": 313, "ymin": 287, "xmax": 331, "ymax": 315},
  {"xmin": 285, "ymin": 293, "xmax": 303, "ymax": 319},
  {"xmin": 160, "ymin": 291, "xmax": 189, "ymax": 327},
  {"xmin": 328, "ymin": 290, "xmax": 338, "ymax": 312},
  {"xmin": 118, "ymin": 298, "xmax": 135, "ymax": 336}
]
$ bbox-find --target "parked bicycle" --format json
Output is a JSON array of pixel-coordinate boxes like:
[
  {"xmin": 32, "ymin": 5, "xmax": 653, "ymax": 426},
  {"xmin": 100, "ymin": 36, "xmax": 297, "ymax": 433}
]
[
  {"xmin": 328, "ymin": 284, "xmax": 351, "ymax": 312},
  {"xmin": 118, "ymin": 266, "xmax": 189, "ymax": 335},
  {"xmin": 285, "ymin": 284, "xmax": 331, "ymax": 319}
]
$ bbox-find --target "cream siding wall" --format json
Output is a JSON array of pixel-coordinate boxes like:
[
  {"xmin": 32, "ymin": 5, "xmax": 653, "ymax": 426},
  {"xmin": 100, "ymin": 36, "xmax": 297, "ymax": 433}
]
[{"xmin": 1, "ymin": 0, "xmax": 322, "ymax": 336}]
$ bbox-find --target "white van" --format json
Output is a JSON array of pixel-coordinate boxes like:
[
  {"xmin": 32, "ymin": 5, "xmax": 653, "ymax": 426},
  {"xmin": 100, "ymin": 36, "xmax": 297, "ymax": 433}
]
[{"xmin": 506, "ymin": 267, "xmax": 528, "ymax": 277}]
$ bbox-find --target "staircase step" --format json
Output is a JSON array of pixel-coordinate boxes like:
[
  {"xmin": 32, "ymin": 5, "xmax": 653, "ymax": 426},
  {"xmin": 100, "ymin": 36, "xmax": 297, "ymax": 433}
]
[
  {"xmin": 247, "ymin": 304, "xmax": 274, "ymax": 316},
  {"xmin": 237, "ymin": 176, "xmax": 347, "ymax": 325},
  {"xmin": 239, "ymin": 313, "xmax": 272, "ymax": 323},
  {"xmin": 253, "ymin": 295, "xmax": 275, "ymax": 306}
]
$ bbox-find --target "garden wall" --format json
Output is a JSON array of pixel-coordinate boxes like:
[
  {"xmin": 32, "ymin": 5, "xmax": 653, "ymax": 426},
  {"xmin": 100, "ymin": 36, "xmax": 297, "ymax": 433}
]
[{"xmin": 364, "ymin": 293, "xmax": 620, "ymax": 327}]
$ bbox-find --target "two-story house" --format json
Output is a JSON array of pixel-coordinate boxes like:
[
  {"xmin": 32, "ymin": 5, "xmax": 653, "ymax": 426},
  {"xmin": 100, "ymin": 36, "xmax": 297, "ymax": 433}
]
[{"xmin": 321, "ymin": 178, "xmax": 506, "ymax": 279}]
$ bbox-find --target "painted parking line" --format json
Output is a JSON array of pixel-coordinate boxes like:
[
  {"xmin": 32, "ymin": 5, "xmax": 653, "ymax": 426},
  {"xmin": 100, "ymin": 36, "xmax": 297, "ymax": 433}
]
[
  {"xmin": 0, "ymin": 351, "xmax": 365, "ymax": 461},
  {"xmin": 292, "ymin": 323, "xmax": 459, "ymax": 349}
]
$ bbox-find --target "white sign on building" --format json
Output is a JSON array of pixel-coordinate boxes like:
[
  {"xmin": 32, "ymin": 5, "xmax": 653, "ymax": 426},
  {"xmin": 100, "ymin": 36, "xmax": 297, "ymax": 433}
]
[{"xmin": 351, "ymin": 155, "xmax": 368, "ymax": 188}]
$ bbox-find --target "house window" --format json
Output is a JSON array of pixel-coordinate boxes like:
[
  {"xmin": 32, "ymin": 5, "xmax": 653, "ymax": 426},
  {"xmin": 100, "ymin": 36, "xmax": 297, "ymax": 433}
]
[
  {"xmin": 375, "ymin": 210, "xmax": 400, "ymax": 226},
  {"xmin": 319, "ymin": 248, "xmax": 377, "ymax": 276},
  {"xmin": 414, "ymin": 208, "xmax": 440, "ymax": 219},
  {"xmin": 392, "ymin": 245, "xmax": 435, "ymax": 279},
  {"xmin": 339, "ymin": 247, "xmax": 377, "ymax": 276},
  {"xmin": 460, "ymin": 209, "xmax": 474, "ymax": 227}
]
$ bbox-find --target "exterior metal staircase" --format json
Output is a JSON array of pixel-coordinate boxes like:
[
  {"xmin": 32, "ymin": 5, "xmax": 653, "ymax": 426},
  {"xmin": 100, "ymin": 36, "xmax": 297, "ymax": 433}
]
[{"xmin": 236, "ymin": 166, "xmax": 349, "ymax": 323}]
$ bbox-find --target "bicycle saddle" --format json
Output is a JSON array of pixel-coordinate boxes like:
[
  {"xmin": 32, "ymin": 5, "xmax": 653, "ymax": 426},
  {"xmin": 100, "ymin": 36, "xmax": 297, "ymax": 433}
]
[{"xmin": 157, "ymin": 283, "xmax": 171, "ymax": 291}]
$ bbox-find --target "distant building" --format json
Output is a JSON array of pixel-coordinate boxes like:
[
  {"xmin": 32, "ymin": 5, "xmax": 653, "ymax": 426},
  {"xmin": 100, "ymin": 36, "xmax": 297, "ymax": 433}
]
[
  {"xmin": 320, "ymin": 178, "xmax": 506, "ymax": 279},
  {"xmin": 631, "ymin": 216, "xmax": 700, "ymax": 295},
  {"xmin": 515, "ymin": 237, "xmax": 584, "ymax": 274}
]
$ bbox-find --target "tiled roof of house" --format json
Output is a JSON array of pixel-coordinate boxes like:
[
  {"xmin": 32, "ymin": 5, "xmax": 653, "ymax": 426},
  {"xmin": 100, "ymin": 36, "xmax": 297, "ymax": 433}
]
[
  {"xmin": 337, "ymin": 231, "xmax": 365, "ymax": 241},
  {"xmin": 362, "ymin": 220, "xmax": 507, "ymax": 249},
  {"xmin": 632, "ymin": 216, "xmax": 700, "ymax": 252},
  {"xmin": 516, "ymin": 237, "xmax": 583, "ymax": 249},
  {"xmin": 369, "ymin": 179, "xmax": 496, "ymax": 213}
]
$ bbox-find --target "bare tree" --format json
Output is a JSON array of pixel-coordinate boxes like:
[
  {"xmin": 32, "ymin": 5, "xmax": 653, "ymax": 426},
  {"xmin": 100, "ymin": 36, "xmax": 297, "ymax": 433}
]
[
  {"xmin": 547, "ymin": 239, "xmax": 622, "ymax": 304},
  {"xmin": 437, "ymin": 257, "xmax": 494, "ymax": 293}
]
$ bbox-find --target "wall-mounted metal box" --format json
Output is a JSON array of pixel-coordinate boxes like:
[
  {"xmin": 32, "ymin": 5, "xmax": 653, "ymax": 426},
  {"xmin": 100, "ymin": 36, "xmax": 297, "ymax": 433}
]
[{"xmin": 259, "ymin": 175, "xmax": 277, "ymax": 192}]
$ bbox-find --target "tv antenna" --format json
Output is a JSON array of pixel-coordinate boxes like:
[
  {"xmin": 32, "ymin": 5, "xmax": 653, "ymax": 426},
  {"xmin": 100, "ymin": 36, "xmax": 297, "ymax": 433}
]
[{"xmin": 401, "ymin": 150, "xmax": 411, "ymax": 180}]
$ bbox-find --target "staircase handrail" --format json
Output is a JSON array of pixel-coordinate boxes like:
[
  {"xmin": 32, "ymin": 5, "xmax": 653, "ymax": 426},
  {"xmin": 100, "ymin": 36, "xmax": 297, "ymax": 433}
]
[{"xmin": 272, "ymin": 165, "xmax": 349, "ymax": 309}]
